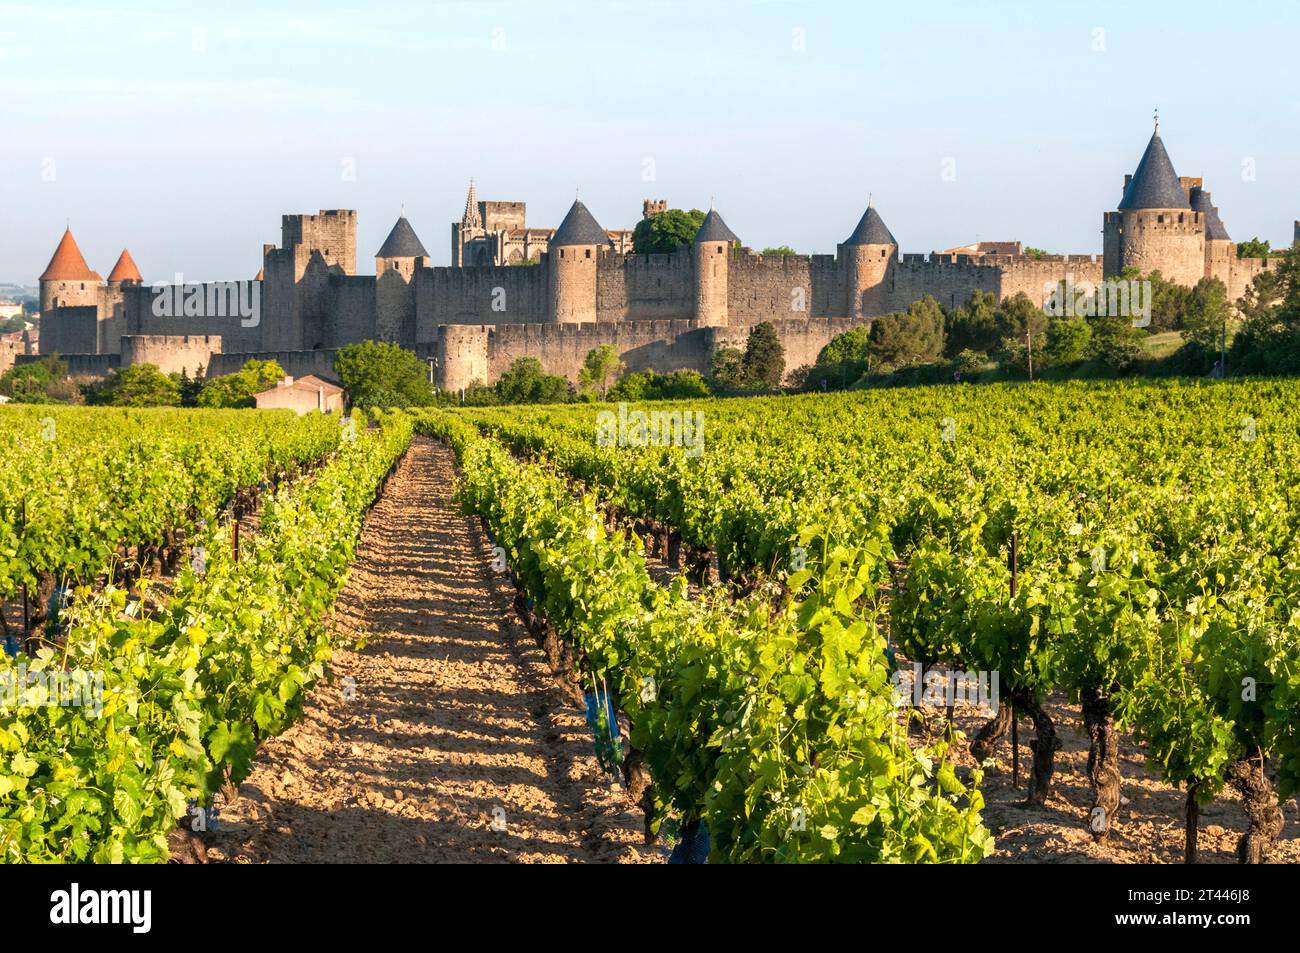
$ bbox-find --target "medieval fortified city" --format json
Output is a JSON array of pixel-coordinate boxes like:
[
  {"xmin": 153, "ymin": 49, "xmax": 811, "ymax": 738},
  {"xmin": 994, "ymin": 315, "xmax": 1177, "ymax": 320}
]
[
  {"xmin": 5, "ymin": 0, "xmax": 1300, "ymax": 916},
  {"xmin": 15, "ymin": 123, "xmax": 1295, "ymax": 392}
]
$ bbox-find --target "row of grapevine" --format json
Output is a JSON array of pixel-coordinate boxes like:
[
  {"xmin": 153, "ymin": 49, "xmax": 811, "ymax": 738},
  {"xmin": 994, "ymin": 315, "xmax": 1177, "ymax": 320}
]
[
  {"xmin": 0, "ymin": 411, "xmax": 412, "ymax": 862},
  {"xmin": 417, "ymin": 412, "xmax": 993, "ymax": 863},
  {"xmin": 0, "ymin": 406, "xmax": 344, "ymax": 647},
  {"xmin": 431, "ymin": 380, "xmax": 1300, "ymax": 862}
]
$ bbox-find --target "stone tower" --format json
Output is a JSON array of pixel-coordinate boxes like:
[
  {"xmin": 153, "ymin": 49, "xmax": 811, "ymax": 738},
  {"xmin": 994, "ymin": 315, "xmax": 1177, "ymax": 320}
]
[
  {"xmin": 374, "ymin": 212, "xmax": 429, "ymax": 343},
  {"xmin": 547, "ymin": 199, "xmax": 609, "ymax": 323},
  {"xmin": 839, "ymin": 203, "xmax": 897, "ymax": 318},
  {"xmin": 39, "ymin": 227, "xmax": 100, "ymax": 313},
  {"xmin": 693, "ymin": 208, "xmax": 738, "ymax": 327},
  {"xmin": 1103, "ymin": 122, "xmax": 1205, "ymax": 285},
  {"xmin": 106, "ymin": 249, "xmax": 143, "ymax": 289},
  {"xmin": 1191, "ymin": 187, "xmax": 1233, "ymax": 287}
]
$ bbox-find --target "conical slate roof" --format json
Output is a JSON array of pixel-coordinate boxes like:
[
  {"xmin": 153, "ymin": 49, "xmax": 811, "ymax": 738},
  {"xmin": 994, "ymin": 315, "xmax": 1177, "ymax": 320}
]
[
  {"xmin": 844, "ymin": 205, "xmax": 897, "ymax": 246},
  {"xmin": 1118, "ymin": 132, "xmax": 1190, "ymax": 210},
  {"xmin": 40, "ymin": 228, "xmax": 96, "ymax": 281},
  {"xmin": 376, "ymin": 216, "xmax": 428, "ymax": 258},
  {"xmin": 694, "ymin": 208, "xmax": 739, "ymax": 244},
  {"xmin": 107, "ymin": 249, "xmax": 142, "ymax": 283},
  {"xmin": 550, "ymin": 200, "xmax": 610, "ymax": 246},
  {"xmin": 1191, "ymin": 189, "xmax": 1231, "ymax": 241}
]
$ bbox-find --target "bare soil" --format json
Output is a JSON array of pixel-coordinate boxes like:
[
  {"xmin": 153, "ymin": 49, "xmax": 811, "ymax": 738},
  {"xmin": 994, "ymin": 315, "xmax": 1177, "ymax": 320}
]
[
  {"xmin": 207, "ymin": 437, "xmax": 658, "ymax": 864},
  {"xmin": 921, "ymin": 691, "xmax": 1300, "ymax": 864}
]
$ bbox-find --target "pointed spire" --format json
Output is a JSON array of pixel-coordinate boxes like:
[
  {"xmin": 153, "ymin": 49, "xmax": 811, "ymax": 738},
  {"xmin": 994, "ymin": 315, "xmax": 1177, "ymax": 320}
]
[
  {"xmin": 462, "ymin": 178, "xmax": 482, "ymax": 229},
  {"xmin": 844, "ymin": 204, "xmax": 897, "ymax": 246},
  {"xmin": 1118, "ymin": 125, "xmax": 1190, "ymax": 210},
  {"xmin": 551, "ymin": 199, "xmax": 610, "ymax": 247},
  {"xmin": 695, "ymin": 208, "xmax": 739, "ymax": 245},
  {"xmin": 107, "ymin": 248, "xmax": 142, "ymax": 284},
  {"xmin": 1191, "ymin": 188, "xmax": 1231, "ymax": 241},
  {"xmin": 40, "ymin": 227, "xmax": 96, "ymax": 282},
  {"xmin": 376, "ymin": 213, "xmax": 429, "ymax": 258}
]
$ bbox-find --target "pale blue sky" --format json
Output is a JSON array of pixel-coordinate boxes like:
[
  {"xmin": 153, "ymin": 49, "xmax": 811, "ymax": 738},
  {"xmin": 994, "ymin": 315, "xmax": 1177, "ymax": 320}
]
[{"xmin": 2, "ymin": 0, "xmax": 1297, "ymax": 282}]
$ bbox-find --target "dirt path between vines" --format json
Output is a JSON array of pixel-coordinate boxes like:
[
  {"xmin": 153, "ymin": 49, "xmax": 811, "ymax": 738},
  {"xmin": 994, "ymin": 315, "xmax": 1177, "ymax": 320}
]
[{"xmin": 207, "ymin": 436, "xmax": 658, "ymax": 864}]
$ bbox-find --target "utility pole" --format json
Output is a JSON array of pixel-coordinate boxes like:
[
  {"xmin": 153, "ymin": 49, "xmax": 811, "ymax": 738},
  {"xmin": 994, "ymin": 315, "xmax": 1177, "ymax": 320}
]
[
  {"xmin": 1026, "ymin": 327, "xmax": 1034, "ymax": 381},
  {"xmin": 1220, "ymin": 318, "xmax": 1227, "ymax": 378}
]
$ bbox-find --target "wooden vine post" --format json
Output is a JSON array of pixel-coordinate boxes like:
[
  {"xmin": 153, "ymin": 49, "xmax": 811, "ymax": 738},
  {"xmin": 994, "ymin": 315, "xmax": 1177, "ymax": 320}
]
[{"xmin": 1010, "ymin": 529, "xmax": 1018, "ymax": 788}]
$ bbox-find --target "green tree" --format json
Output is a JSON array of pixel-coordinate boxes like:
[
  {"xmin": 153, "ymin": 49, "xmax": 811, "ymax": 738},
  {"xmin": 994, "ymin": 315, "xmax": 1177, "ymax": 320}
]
[
  {"xmin": 807, "ymin": 325, "xmax": 872, "ymax": 390},
  {"xmin": 760, "ymin": 246, "xmax": 798, "ymax": 257},
  {"xmin": 743, "ymin": 321, "xmax": 785, "ymax": 388},
  {"xmin": 632, "ymin": 208, "xmax": 706, "ymax": 255},
  {"xmin": 1143, "ymin": 270, "xmax": 1189, "ymax": 333},
  {"xmin": 197, "ymin": 358, "xmax": 287, "ymax": 409},
  {"xmin": 1090, "ymin": 315, "xmax": 1145, "ymax": 372},
  {"xmin": 175, "ymin": 367, "xmax": 204, "ymax": 407},
  {"xmin": 945, "ymin": 290, "xmax": 1001, "ymax": 356},
  {"xmin": 710, "ymin": 346, "xmax": 748, "ymax": 391},
  {"xmin": 870, "ymin": 296, "xmax": 946, "ymax": 369},
  {"xmin": 1237, "ymin": 238, "xmax": 1272, "ymax": 259},
  {"xmin": 333, "ymin": 341, "xmax": 432, "ymax": 410},
  {"xmin": 997, "ymin": 292, "xmax": 1049, "ymax": 342},
  {"xmin": 951, "ymin": 349, "xmax": 988, "ymax": 377},
  {"xmin": 1045, "ymin": 316, "xmax": 1092, "ymax": 367},
  {"xmin": 494, "ymin": 357, "xmax": 574, "ymax": 404},
  {"xmin": 0, "ymin": 354, "xmax": 70, "ymax": 403},
  {"xmin": 578, "ymin": 344, "xmax": 624, "ymax": 399},
  {"xmin": 93, "ymin": 363, "xmax": 181, "ymax": 407},
  {"xmin": 608, "ymin": 368, "xmax": 711, "ymax": 401}
]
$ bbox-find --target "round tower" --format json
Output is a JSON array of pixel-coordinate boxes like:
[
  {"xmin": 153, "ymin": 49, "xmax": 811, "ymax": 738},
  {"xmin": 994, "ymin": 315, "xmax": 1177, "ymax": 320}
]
[
  {"xmin": 39, "ymin": 227, "xmax": 100, "ymax": 312},
  {"xmin": 693, "ymin": 208, "xmax": 738, "ymax": 327},
  {"xmin": 106, "ymin": 249, "xmax": 143, "ymax": 289},
  {"xmin": 547, "ymin": 199, "xmax": 608, "ymax": 323},
  {"xmin": 1102, "ymin": 122, "xmax": 1204, "ymax": 286},
  {"xmin": 374, "ymin": 212, "xmax": 429, "ymax": 342},
  {"xmin": 839, "ymin": 203, "xmax": 897, "ymax": 318},
  {"xmin": 1190, "ymin": 187, "xmax": 1232, "ymax": 285}
]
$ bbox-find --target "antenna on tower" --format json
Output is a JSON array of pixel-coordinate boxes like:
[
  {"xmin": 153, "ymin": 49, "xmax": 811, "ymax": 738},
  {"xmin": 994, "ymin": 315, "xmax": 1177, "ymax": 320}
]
[
  {"xmin": 1154, "ymin": 108, "xmax": 1159, "ymax": 133},
  {"xmin": 868, "ymin": 193, "xmax": 873, "ymax": 208},
  {"xmin": 710, "ymin": 195, "xmax": 715, "ymax": 211}
]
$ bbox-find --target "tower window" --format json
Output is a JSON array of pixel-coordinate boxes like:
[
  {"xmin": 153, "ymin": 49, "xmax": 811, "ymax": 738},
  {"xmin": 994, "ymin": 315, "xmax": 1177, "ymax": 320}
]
[
  {"xmin": 585, "ymin": 249, "xmax": 591, "ymax": 259},
  {"xmin": 1157, "ymin": 215, "xmax": 1164, "ymax": 224}
]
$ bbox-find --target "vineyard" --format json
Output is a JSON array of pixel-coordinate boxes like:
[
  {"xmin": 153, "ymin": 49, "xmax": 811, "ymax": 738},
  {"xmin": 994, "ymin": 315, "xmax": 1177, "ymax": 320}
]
[
  {"xmin": 1, "ymin": 380, "xmax": 1298, "ymax": 864},
  {"xmin": 415, "ymin": 379, "xmax": 1300, "ymax": 864},
  {"xmin": 0, "ymin": 405, "xmax": 411, "ymax": 861}
]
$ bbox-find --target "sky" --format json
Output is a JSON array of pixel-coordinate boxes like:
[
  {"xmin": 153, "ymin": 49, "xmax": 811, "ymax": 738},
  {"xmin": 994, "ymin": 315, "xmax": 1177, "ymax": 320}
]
[{"xmin": 2, "ymin": 0, "xmax": 1298, "ymax": 283}]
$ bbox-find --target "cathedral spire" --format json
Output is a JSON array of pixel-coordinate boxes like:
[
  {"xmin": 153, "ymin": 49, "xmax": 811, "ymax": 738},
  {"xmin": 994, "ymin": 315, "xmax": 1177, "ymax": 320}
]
[{"xmin": 462, "ymin": 178, "xmax": 482, "ymax": 229}]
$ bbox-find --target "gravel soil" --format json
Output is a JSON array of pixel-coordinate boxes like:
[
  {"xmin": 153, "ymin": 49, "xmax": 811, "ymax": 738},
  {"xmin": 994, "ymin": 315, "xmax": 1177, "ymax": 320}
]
[{"xmin": 207, "ymin": 437, "xmax": 658, "ymax": 864}]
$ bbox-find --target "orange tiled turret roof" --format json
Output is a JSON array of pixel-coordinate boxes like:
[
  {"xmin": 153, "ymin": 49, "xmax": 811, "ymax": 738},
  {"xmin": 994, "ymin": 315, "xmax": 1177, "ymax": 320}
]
[
  {"xmin": 107, "ymin": 249, "xmax": 142, "ymax": 283},
  {"xmin": 39, "ymin": 228, "xmax": 97, "ymax": 282}
]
